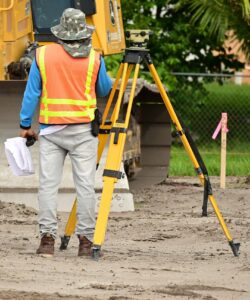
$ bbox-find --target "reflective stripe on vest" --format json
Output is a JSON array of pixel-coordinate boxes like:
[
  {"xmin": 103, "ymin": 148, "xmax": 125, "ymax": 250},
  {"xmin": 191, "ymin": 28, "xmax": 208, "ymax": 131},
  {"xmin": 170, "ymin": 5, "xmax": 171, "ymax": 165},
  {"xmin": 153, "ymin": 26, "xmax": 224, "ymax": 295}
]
[{"xmin": 37, "ymin": 44, "xmax": 100, "ymax": 124}]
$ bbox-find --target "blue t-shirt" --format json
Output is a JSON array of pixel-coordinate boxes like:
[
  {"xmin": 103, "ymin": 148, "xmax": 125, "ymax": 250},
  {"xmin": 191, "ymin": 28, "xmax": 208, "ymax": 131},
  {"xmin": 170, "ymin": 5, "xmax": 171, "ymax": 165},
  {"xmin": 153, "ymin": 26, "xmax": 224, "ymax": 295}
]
[{"xmin": 20, "ymin": 56, "xmax": 112, "ymax": 129}]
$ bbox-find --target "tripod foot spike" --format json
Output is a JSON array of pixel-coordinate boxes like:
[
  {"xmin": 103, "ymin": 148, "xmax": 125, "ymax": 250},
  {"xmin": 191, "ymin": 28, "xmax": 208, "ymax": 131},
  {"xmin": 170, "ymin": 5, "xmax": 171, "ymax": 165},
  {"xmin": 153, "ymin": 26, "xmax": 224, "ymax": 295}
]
[
  {"xmin": 229, "ymin": 241, "xmax": 240, "ymax": 257},
  {"xmin": 92, "ymin": 245, "xmax": 101, "ymax": 261},
  {"xmin": 60, "ymin": 235, "xmax": 71, "ymax": 250}
]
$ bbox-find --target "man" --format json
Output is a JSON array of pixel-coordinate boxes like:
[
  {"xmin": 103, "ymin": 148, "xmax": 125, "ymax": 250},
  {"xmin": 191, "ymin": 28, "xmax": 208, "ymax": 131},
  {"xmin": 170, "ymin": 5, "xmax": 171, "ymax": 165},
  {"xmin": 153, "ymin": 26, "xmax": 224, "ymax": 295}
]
[{"xmin": 19, "ymin": 8, "xmax": 112, "ymax": 257}]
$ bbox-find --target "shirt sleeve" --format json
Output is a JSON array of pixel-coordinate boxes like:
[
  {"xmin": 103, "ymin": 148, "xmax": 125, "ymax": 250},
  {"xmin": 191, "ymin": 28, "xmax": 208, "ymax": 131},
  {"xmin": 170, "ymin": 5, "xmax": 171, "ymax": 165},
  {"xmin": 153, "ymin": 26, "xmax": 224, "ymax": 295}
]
[
  {"xmin": 20, "ymin": 60, "xmax": 42, "ymax": 128},
  {"xmin": 96, "ymin": 56, "xmax": 112, "ymax": 97}
]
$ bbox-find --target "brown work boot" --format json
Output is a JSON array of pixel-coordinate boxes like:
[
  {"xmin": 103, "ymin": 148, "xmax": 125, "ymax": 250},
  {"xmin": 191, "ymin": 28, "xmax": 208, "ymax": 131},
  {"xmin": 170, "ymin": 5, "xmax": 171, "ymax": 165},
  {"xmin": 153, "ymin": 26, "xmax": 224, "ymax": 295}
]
[
  {"xmin": 36, "ymin": 233, "xmax": 55, "ymax": 257},
  {"xmin": 78, "ymin": 235, "xmax": 93, "ymax": 257}
]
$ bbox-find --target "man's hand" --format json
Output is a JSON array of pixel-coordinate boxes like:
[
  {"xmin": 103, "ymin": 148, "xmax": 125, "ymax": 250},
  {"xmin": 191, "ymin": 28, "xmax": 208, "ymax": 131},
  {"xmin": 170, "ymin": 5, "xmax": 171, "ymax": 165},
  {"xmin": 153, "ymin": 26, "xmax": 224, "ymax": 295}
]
[{"xmin": 20, "ymin": 128, "xmax": 38, "ymax": 141}]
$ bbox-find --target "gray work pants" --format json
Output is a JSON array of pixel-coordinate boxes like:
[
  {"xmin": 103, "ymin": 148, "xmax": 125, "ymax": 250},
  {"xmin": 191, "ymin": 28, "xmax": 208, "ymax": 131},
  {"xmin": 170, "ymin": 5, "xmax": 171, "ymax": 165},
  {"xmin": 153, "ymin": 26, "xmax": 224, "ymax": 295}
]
[{"xmin": 38, "ymin": 124, "xmax": 98, "ymax": 241}]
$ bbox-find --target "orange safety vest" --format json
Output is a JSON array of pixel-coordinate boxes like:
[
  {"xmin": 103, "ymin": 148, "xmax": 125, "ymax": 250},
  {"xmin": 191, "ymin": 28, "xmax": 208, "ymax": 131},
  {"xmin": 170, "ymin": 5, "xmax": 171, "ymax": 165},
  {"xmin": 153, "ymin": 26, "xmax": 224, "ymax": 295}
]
[{"xmin": 36, "ymin": 43, "xmax": 100, "ymax": 124}]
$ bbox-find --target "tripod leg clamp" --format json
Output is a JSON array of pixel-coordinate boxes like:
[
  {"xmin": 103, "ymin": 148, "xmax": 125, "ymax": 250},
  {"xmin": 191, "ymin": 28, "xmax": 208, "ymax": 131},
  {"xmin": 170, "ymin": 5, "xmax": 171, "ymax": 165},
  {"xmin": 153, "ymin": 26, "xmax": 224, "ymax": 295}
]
[
  {"xmin": 110, "ymin": 127, "xmax": 127, "ymax": 144},
  {"xmin": 103, "ymin": 169, "xmax": 124, "ymax": 179}
]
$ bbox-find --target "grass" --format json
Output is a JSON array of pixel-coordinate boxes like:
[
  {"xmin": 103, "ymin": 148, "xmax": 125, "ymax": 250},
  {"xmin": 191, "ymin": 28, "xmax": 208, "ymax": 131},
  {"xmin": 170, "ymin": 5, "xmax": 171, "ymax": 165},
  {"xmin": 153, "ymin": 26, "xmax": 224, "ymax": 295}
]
[{"xmin": 168, "ymin": 144, "xmax": 250, "ymax": 176}]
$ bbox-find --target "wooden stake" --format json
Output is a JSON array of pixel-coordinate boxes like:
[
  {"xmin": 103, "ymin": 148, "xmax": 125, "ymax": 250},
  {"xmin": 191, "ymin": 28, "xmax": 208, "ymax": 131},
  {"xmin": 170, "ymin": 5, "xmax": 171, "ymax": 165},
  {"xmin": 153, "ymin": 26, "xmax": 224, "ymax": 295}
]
[{"xmin": 220, "ymin": 113, "xmax": 228, "ymax": 189}]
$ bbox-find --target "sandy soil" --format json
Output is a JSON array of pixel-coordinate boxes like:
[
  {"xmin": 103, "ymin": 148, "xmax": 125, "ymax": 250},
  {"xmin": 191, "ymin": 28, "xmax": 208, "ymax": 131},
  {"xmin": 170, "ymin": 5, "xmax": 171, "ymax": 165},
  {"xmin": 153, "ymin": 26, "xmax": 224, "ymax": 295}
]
[{"xmin": 0, "ymin": 176, "xmax": 249, "ymax": 300}]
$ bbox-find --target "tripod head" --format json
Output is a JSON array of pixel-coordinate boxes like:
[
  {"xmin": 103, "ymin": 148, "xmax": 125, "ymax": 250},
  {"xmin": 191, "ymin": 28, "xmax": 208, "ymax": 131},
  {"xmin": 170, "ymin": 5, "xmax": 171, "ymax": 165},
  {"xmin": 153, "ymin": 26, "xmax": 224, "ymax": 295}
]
[{"xmin": 125, "ymin": 30, "xmax": 152, "ymax": 49}]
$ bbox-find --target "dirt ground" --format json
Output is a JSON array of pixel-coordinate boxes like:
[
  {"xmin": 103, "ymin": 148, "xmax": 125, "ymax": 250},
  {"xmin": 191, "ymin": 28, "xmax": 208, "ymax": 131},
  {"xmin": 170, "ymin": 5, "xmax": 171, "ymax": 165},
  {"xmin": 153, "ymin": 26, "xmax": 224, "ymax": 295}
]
[{"xmin": 0, "ymin": 176, "xmax": 249, "ymax": 300}]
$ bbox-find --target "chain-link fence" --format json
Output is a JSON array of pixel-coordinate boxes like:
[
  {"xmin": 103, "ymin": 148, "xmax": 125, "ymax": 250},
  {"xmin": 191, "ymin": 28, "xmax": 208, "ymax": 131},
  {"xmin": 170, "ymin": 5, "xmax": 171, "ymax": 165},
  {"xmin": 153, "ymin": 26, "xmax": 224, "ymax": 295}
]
[
  {"xmin": 165, "ymin": 73, "xmax": 250, "ymax": 176},
  {"xmin": 169, "ymin": 73, "xmax": 250, "ymax": 148}
]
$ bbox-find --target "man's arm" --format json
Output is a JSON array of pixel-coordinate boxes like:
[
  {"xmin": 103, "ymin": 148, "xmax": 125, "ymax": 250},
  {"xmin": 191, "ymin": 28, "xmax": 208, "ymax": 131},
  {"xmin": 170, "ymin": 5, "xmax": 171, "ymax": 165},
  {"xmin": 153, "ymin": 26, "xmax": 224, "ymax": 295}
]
[
  {"xmin": 20, "ymin": 59, "xmax": 41, "ymax": 139},
  {"xmin": 95, "ymin": 57, "xmax": 112, "ymax": 97}
]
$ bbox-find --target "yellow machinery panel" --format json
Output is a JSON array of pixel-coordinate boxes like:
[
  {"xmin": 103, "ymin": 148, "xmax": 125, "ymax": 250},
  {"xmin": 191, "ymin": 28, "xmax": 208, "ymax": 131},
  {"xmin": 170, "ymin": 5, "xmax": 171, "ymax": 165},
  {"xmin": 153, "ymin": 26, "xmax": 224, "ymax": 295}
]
[
  {"xmin": 0, "ymin": 0, "xmax": 125, "ymax": 80},
  {"xmin": 90, "ymin": 0, "xmax": 125, "ymax": 55},
  {"xmin": 0, "ymin": 0, "xmax": 33, "ymax": 79}
]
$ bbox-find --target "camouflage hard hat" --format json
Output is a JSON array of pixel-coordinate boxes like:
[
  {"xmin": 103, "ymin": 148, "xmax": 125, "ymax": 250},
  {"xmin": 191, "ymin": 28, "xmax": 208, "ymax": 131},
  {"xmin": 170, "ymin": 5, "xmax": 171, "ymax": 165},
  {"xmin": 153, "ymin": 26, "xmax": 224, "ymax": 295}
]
[{"xmin": 51, "ymin": 8, "xmax": 94, "ymax": 41}]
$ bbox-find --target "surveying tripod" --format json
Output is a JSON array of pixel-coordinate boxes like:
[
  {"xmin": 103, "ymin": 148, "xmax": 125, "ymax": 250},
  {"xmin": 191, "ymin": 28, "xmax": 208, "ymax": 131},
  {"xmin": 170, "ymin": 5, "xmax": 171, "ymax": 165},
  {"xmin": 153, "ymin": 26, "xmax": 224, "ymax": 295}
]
[{"xmin": 60, "ymin": 30, "xmax": 240, "ymax": 259}]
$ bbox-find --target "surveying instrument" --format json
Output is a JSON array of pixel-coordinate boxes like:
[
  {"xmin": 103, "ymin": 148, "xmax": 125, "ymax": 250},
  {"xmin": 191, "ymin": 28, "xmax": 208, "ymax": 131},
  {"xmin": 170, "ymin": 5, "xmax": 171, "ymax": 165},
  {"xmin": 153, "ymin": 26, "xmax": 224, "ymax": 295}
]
[{"xmin": 60, "ymin": 29, "xmax": 240, "ymax": 259}]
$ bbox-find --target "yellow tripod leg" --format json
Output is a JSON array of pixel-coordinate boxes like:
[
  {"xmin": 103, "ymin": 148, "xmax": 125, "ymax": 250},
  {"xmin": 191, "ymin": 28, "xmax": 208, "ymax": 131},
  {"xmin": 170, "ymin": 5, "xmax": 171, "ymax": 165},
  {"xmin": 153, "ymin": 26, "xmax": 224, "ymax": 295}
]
[
  {"xmin": 148, "ymin": 62, "xmax": 240, "ymax": 256},
  {"xmin": 60, "ymin": 63, "xmax": 134, "ymax": 250},
  {"xmin": 60, "ymin": 199, "xmax": 77, "ymax": 250},
  {"xmin": 92, "ymin": 63, "xmax": 140, "ymax": 259},
  {"xmin": 98, "ymin": 63, "xmax": 134, "ymax": 163},
  {"xmin": 93, "ymin": 128, "xmax": 127, "ymax": 248}
]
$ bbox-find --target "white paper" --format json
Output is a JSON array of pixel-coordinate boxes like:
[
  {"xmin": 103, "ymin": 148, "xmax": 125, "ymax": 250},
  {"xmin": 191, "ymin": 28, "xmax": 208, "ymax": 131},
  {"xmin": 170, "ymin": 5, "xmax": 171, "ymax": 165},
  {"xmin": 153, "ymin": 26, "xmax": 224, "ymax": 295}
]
[{"xmin": 4, "ymin": 137, "xmax": 35, "ymax": 176}]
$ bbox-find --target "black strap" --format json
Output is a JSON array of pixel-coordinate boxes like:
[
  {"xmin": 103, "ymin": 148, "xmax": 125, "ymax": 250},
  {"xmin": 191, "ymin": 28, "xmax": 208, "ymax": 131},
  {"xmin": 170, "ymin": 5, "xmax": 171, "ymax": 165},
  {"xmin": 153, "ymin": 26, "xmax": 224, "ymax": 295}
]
[
  {"xmin": 202, "ymin": 176, "xmax": 213, "ymax": 216},
  {"xmin": 177, "ymin": 115, "xmax": 212, "ymax": 217}
]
